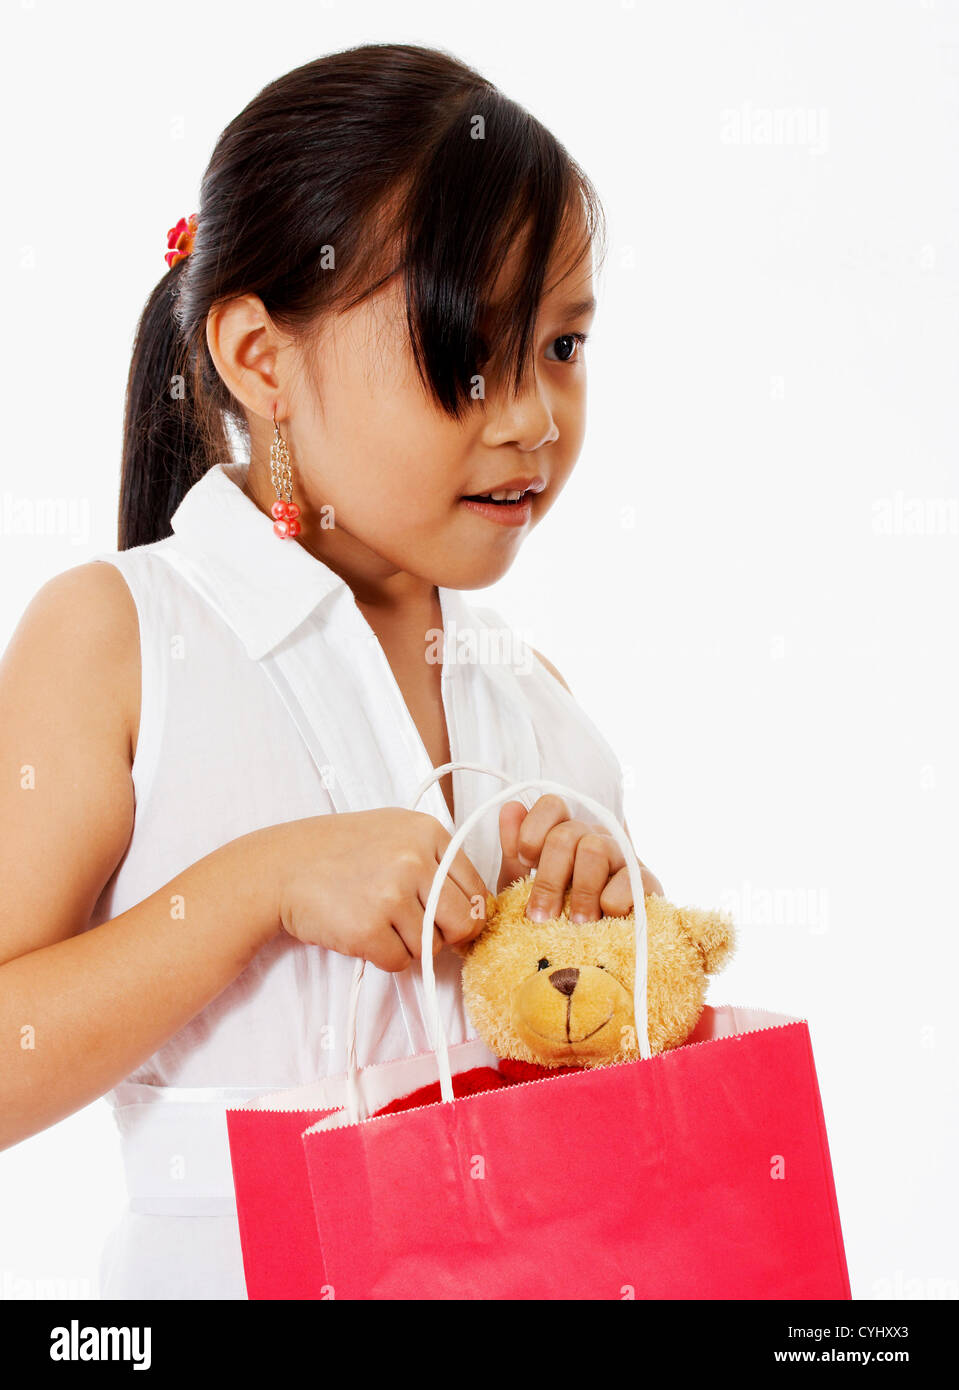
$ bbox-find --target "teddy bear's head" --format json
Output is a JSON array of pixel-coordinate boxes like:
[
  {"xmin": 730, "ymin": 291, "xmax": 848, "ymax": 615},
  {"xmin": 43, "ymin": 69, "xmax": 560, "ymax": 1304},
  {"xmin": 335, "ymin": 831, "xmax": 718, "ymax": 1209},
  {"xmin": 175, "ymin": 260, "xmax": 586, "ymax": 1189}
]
[{"xmin": 459, "ymin": 876, "xmax": 735, "ymax": 1068}]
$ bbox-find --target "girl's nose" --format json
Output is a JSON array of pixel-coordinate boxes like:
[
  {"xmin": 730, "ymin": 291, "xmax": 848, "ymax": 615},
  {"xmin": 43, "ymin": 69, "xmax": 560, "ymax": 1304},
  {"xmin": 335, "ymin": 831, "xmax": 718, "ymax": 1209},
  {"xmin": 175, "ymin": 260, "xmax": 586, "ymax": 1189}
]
[{"xmin": 482, "ymin": 383, "xmax": 560, "ymax": 454}]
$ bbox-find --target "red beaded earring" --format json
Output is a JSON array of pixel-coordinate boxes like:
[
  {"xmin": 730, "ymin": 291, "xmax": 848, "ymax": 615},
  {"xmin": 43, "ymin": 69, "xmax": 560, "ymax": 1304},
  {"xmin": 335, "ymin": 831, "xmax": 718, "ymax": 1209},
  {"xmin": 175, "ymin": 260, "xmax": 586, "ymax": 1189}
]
[{"xmin": 270, "ymin": 406, "xmax": 301, "ymax": 540}]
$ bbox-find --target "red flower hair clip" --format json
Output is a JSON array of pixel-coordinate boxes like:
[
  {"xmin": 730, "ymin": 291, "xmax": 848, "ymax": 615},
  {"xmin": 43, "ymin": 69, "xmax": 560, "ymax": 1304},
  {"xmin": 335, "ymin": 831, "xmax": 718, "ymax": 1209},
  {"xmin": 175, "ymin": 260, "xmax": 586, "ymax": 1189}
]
[{"xmin": 165, "ymin": 212, "xmax": 198, "ymax": 268}]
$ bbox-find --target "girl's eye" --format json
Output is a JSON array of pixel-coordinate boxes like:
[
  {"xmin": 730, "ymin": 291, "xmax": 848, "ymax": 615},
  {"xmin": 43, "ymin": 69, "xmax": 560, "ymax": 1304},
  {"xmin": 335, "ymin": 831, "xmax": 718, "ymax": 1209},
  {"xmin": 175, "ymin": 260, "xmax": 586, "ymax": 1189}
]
[{"xmin": 545, "ymin": 332, "xmax": 588, "ymax": 364}]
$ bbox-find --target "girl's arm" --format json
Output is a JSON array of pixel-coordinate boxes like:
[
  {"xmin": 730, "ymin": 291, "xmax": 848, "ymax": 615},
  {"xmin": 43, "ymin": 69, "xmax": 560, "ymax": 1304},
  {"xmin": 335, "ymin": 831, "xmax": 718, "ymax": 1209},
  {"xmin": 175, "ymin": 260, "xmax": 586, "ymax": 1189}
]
[
  {"xmin": 0, "ymin": 565, "xmax": 490, "ymax": 1151},
  {"xmin": 0, "ymin": 565, "xmax": 281, "ymax": 1150}
]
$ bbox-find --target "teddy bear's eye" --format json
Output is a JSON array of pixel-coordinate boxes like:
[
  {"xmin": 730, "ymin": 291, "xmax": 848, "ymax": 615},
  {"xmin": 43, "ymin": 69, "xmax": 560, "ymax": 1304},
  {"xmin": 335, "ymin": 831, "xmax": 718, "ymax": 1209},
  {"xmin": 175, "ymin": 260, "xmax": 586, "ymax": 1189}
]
[
  {"xmin": 537, "ymin": 958, "xmax": 550, "ymax": 971},
  {"xmin": 597, "ymin": 964, "xmax": 607, "ymax": 970}
]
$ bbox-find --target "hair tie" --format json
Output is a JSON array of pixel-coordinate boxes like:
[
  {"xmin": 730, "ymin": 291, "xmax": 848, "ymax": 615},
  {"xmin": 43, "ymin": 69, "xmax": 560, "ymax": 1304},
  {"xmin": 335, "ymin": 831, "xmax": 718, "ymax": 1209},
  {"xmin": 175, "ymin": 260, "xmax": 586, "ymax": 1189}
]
[{"xmin": 165, "ymin": 213, "xmax": 198, "ymax": 268}]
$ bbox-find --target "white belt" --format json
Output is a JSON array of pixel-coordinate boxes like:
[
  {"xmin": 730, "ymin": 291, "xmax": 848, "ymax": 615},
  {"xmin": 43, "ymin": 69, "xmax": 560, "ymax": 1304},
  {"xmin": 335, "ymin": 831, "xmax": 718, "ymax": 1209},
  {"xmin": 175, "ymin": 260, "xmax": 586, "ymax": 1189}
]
[{"xmin": 109, "ymin": 1082, "xmax": 274, "ymax": 1217}]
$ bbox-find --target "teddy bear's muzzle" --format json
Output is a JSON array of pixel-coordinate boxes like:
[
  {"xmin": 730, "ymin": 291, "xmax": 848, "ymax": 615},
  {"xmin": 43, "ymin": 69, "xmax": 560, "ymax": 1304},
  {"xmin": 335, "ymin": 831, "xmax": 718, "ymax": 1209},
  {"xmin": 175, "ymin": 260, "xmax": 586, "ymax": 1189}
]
[{"xmin": 510, "ymin": 963, "xmax": 635, "ymax": 1063}]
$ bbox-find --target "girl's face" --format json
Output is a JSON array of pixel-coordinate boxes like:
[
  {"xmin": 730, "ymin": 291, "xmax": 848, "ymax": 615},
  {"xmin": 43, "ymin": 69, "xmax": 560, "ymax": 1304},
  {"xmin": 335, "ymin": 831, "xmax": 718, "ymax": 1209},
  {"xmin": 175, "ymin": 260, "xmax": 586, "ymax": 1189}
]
[{"xmin": 282, "ymin": 225, "xmax": 595, "ymax": 594}]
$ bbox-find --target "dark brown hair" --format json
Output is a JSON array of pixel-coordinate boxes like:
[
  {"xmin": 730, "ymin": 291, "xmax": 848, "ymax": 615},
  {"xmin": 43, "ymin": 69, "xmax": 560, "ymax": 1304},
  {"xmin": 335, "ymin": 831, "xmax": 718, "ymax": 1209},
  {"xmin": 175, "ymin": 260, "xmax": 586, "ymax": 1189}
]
[{"xmin": 119, "ymin": 42, "xmax": 606, "ymax": 549}]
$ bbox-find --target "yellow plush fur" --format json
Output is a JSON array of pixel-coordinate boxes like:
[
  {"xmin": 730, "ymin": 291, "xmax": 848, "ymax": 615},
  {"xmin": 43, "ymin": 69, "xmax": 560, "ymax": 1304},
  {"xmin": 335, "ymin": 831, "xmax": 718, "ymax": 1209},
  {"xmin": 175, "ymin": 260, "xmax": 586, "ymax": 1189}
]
[{"xmin": 458, "ymin": 875, "xmax": 735, "ymax": 1068}]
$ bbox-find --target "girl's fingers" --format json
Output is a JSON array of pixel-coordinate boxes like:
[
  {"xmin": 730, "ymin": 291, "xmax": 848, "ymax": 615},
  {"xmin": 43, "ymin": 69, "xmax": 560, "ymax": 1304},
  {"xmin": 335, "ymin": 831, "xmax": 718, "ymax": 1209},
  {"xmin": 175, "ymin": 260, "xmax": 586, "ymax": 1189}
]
[
  {"xmin": 525, "ymin": 818, "xmax": 595, "ymax": 921},
  {"xmin": 569, "ymin": 833, "xmax": 627, "ymax": 923},
  {"xmin": 514, "ymin": 794, "xmax": 571, "ymax": 868},
  {"xmin": 440, "ymin": 846, "xmax": 492, "ymax": 932},
  {"xmin": 497, "ymin": 800, "xmax": 530, "ymax": 893},
  {"xmin": 389, "ymin": 893, "xmax": 445, "ymax": 960},
  {"xmin": 598, "ymin": 865, "xmax": 635, "ymax": 918},
  {"xmin": 636, "ymin": 860, "xmax": 664, "ymax": 899},
  {"xmin": 502, "ymin": 794, "xmax": 662, "ymax": 923},
  {"xmin": 429, "ymin": 857, "xmax": 489, "ymax": 945},
  {"xmin": 598, "ymin": 861, "xmax": 665, "ymax": 918},
  {"xmin": 498, "ymin": 800, "xmax": 526, "ymax": 860}
]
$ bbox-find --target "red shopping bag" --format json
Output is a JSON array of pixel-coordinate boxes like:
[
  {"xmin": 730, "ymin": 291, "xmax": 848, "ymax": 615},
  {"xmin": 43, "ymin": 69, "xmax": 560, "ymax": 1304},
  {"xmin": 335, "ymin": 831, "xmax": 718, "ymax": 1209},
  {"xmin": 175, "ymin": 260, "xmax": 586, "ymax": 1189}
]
[
  {"xmin": 302, "ymin": 1005, "xmax": 849, "ymax": 1299},
  {"xmin": 226, "ymin": 1034, "xmax": 502, "ymax": 1300},
  {"xmin": 299, "ymin": 775, "xmax": 851, "ymax": 1300},
  {"xmin": 227, "ymin": 1099, "xmax": 339, "ymax": 1300}
]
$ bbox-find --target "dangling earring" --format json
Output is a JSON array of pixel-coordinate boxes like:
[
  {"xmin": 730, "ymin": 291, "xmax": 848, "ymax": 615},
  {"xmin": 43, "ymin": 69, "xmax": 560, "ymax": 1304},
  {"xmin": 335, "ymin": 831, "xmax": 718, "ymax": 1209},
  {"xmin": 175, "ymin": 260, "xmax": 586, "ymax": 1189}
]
[{"xmin": 270, "ymin": 406, "xmax": 301, "ymax": 540}]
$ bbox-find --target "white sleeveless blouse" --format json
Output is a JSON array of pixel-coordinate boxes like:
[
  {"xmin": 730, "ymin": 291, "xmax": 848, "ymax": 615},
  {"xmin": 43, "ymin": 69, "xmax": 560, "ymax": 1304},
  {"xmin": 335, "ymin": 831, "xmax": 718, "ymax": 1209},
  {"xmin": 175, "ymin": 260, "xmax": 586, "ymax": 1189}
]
[{"xmin": 85, "ymin": 460, "xmax": 626, "ymax": 1299}]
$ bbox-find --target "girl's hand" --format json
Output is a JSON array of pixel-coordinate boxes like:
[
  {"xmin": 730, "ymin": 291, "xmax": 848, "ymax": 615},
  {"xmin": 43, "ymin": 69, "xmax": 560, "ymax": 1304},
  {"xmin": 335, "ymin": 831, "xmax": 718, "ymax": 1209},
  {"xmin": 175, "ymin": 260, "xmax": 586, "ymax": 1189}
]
[
  {"xmin": 272, "ymin": 808, "xmax": 490, "ymax": 972},
  {"xmin": 496, "ymin": 794, "xmax": 664, "ymax": 922}
]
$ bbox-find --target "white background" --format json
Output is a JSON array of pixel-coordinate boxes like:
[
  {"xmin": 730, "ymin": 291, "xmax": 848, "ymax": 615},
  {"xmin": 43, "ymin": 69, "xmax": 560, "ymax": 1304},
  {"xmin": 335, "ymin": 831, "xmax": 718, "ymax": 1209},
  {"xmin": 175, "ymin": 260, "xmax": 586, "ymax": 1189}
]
[{"xmin": 1, "ymin": 0, "xmax": 956, "ymax": 1301}]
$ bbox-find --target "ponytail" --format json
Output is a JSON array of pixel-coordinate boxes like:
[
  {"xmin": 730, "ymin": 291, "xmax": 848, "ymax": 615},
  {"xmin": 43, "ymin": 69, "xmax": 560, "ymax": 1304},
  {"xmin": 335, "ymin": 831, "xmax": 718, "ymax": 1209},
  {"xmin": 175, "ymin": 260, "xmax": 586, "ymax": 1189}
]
[{"xmin": 118, "ymin": 261, "xmax": 227, "ymax": 550}]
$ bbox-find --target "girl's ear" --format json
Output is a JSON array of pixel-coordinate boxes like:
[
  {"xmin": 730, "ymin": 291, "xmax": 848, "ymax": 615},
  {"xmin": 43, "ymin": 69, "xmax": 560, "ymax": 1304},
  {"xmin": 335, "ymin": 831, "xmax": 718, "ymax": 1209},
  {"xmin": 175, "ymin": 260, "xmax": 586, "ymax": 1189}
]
[{"xmin": 204, "ymin": 293, "xmax": 289, "ymax": 419}]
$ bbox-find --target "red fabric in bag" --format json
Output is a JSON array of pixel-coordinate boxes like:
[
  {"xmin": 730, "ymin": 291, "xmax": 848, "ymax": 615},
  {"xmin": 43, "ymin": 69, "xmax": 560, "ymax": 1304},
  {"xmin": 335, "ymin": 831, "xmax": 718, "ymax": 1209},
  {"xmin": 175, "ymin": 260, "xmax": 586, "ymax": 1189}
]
[
  {"xmin": 370, "ymin": 1066, "xmax": 509, "ymax": 1117},
  {"xmin": 368, "ymin": 1059, "xmax": 584, "ymax": 1117},
  {"xmin": 301, "ymin": 1020, "xmax": 850, "ymax": 1300}
]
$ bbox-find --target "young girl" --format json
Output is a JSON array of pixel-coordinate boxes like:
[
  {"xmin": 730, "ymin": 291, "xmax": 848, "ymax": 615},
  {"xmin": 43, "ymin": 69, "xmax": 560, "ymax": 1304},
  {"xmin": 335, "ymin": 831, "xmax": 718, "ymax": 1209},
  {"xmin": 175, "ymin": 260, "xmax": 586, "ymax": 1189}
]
[{"xmin": 0, "ymin": 43, "xmax": 661, "ymax": 1299}]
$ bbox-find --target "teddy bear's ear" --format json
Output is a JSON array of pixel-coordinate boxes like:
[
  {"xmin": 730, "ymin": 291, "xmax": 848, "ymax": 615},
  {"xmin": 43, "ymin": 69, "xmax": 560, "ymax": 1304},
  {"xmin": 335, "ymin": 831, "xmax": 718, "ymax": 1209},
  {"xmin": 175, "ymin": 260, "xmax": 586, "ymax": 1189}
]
[{"xmin": 676, "ymin": 907, "xmax": 736, "ymax": 974}]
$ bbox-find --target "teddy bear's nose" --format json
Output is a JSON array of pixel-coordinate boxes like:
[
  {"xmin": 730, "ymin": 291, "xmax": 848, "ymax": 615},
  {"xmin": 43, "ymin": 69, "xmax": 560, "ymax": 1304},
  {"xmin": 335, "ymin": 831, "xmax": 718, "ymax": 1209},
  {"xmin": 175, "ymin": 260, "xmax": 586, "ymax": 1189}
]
[{"xmin": 548, "ymin": 967, "xmax": 579, "ymax": 996}]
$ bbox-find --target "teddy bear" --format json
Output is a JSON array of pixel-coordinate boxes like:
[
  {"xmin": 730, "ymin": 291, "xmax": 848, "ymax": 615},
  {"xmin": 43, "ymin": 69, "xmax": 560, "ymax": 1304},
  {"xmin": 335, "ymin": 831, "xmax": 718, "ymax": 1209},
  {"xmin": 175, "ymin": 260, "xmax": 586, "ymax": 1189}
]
[{"xmin": 370, "ymin": 874, "xmax": 735, "ymax": 1118}]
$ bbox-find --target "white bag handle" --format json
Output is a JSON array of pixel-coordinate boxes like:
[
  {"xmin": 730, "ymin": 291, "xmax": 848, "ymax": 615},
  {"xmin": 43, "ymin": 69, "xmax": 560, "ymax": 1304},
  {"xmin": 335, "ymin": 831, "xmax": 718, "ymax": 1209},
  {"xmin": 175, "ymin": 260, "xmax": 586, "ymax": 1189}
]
[
  {"xmin": 345, "ymin": 762, "xmax": 528, "ymax": 1122},
  {"xmin": 345, "ymin": 762, "xmax": 651, "ymax": 1123}
]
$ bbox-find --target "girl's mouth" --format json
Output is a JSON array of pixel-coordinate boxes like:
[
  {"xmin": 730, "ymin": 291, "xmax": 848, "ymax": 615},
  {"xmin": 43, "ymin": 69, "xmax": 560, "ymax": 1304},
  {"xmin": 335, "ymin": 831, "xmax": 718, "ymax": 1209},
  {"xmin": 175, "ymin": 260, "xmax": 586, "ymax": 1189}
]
[{"xmin": 459, "ymin": 490, "xmax": 535, "ymax": 527}]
